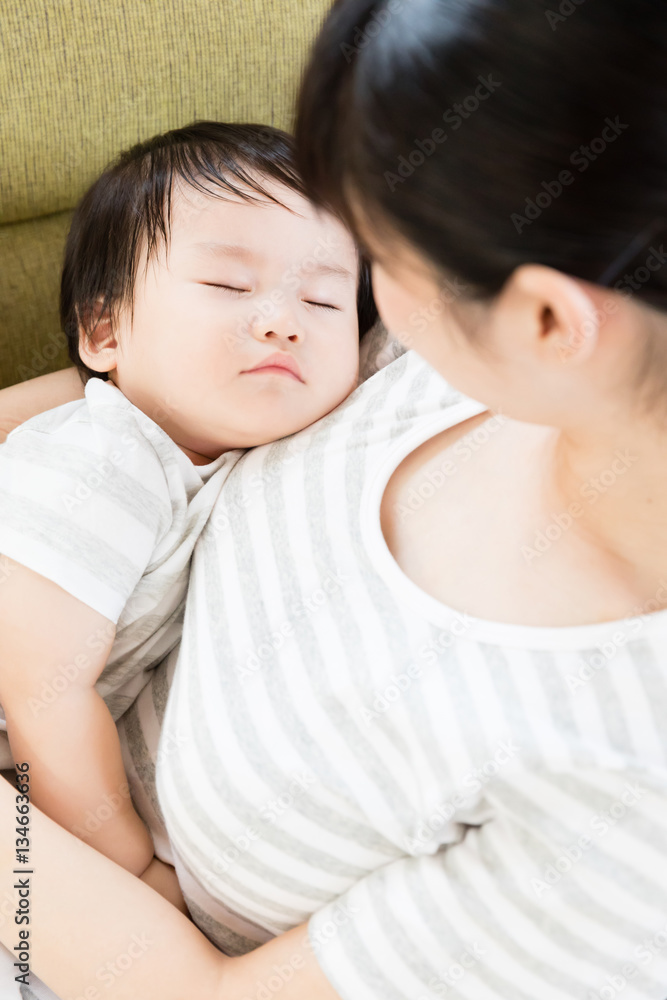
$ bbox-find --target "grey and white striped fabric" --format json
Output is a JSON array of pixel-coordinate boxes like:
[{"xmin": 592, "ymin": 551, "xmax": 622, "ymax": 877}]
[
  {"xmin": 0, "ymin": 376, "xmax": 242, "ymax": 769},
  {"xmin": 131, "ymin": 347, "xmax": 667, "ymax": 1000}
]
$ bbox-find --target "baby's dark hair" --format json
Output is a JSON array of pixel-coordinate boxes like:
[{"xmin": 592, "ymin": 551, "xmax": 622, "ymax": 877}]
[
  {"xmin": 295, "ymin": 0, "xmax": 667, "ymax": 312},
  {"xmin": 61, "ymin": 120, "xmax": 378, "ymax": 384}
]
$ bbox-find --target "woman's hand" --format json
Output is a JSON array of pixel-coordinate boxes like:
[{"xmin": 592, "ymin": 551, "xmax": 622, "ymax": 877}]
[{"xmin": 0, "ymin": 367, "xmax": 84, "ymax": 442}]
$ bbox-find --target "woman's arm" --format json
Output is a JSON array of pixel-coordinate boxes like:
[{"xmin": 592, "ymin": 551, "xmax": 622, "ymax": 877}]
[
  {"xmin": 0, "ymin": 772, "xmax": 341, "ymax": 1000},
  {"xmin": 0, "ymin": 368, "xmax": 84, "ymax": 442},
  {"xmin": 0, "ymin": 772, "xmax": 223, "ymax": 998}
]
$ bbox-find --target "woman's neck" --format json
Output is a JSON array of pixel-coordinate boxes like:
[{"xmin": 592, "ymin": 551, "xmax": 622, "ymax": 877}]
[
  {"xmin": 547, "ymin": 412, "xmax": 667, "ymax": 610},
  {"xmin": 382, "ymin": 401, "xmax": 667, "ymax": 626}
]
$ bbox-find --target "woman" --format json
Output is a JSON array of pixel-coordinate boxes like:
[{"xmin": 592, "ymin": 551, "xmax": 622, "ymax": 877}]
[{"xmin": 1, "ymin": 0, "xmax": 667, "ymax": 998}]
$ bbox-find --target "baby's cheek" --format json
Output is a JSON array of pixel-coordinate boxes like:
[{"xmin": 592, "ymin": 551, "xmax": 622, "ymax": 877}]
[
  {"xmin": 190, "ymin": 328, "xmax": 238, "ymax": 376},
  {"xmin": 320, "ymin": 346, "xmax": 359, "ymax": 410}
]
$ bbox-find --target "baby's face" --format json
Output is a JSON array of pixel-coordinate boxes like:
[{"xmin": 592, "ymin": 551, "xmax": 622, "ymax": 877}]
[{"xmin": 101, "ymin": 177, "xmax": 360, "ymax": 461}]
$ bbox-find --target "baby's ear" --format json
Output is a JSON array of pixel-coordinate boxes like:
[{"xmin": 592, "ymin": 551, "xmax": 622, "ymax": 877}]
[{"xmin": 77, "ymin": 296, "xmax": 119, "ymax": 374}]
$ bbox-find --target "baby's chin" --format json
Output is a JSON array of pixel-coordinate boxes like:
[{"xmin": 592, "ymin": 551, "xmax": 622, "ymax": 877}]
[
  {"xmin": 228, "ymin": 384, "xmax": 356, "ymax": 447},
  {"xmin": 228, "ymin": 402, "xmax": 339, "ymax": 448},
  {"xmin": 232, "ymin": 412, "xmax": 326, "ymax": 448}
]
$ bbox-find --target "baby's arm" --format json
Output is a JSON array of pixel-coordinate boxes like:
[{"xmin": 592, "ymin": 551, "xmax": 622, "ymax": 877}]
[
  {"xmin": 0, "ymin": 557, "xmax": 154, "ymax": 877},
  {"xmin": 0, "ymin": 367, "xmax": 84, "ymax": 442}
]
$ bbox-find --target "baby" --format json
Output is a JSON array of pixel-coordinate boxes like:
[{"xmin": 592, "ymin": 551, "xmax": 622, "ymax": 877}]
[{"xmin": 0, "ymin": 120, "xmax": 376, "ymax": 905}]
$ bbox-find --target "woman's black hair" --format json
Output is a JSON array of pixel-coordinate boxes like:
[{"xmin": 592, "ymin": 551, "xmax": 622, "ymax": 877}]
[
  {"xmin": 294, "ymin": 0, "xmax": 667, "ymax": 310},
  {"xmin": 61, "ymin": 120, "xmax": 378, "ymax": 383}
]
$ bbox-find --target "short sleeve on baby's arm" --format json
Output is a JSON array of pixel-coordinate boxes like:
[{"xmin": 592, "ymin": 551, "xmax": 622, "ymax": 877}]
[{"xmin": 0, "ymin": 402, "xmax": 172, "ymax": 624}]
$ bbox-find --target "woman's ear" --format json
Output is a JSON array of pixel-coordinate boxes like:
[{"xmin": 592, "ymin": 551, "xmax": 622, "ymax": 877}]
[
  {"xmin": 494, "ymin": 264, "xmax": 602, "ymax": 367},
  {"xmin": 77, "ymin": 297, "xmax": 119, "ymax": 374}
]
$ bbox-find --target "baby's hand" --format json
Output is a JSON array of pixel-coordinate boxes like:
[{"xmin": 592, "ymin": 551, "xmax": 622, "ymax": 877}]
[{"xmin": 140, "ymin": 856, "xmax": 190, "ymax": 916}]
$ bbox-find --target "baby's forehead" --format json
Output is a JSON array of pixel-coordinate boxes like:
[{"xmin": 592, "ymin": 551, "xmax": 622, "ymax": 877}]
[{"xmin": 167, "ymin": 178, "xmax": 359, "ymax": 271}]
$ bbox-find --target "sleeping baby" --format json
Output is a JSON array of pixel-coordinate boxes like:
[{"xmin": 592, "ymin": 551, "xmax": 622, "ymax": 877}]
[{"xmin": 0, "ymin": 119, "xmax": 375, "ymax": 905}]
